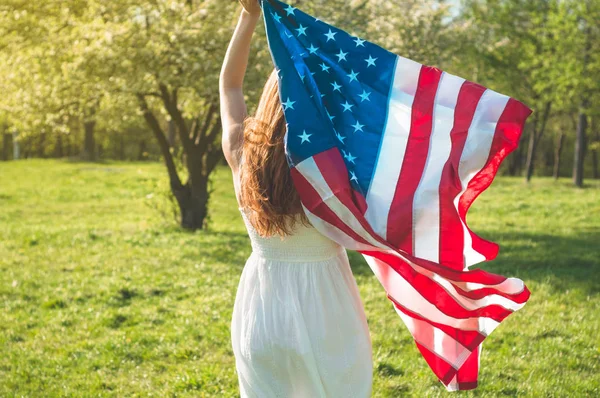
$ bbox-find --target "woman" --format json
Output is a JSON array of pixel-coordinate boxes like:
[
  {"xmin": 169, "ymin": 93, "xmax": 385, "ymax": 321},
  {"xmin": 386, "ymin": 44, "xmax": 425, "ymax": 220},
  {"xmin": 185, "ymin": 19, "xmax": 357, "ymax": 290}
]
[{"xmin": 219, "ymin": 1, "xmax": 373, "ymax": 397}]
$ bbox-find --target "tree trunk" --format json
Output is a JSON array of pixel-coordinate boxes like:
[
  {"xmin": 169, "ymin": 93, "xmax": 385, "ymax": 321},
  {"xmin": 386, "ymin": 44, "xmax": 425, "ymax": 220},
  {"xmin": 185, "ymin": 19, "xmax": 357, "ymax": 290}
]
[
  {"xmin": 592, "ymin": 121, "xmax": 599, "ymax": 179},
  {"xmin": 592, "ymin": 146, "xmax": 598, "ymax": 179},
  {"xmin": 82, "ymin": 119, "xmax": 96, "ymax": 161},
  {"xmin": 508, "ymin": 131, "xmax": 524, "ymax": 176},
  {"xmin": 54, "ymin": 133, "xmax": 63, "ymax": 158},
  {"xmin": 525, "ymin": 102, "xmax": 552, "ymax": 182},
  {"xmin": 2, "ymin": 133, "xmax": 11, "ymax": 161},
  {"xmin": 138, "ymin": 140, "xmax": 147, "ymax": 160},
  {"xmin": 573, "ymin": 18, "xmax": 591, "ymax": 187},
  {"xmin": 573, "ymin": 105, "xmax": 588, "ymax": 187},
  {"xmin": 65, "ymin": 134, "xmax": 72, "ymax": 157},
  {"xmin": 553, "ymin": 132, "xmax": 564, "ymax": 180},
  {"xmin": 12, "ymin": 130, "xmax": 20, "ymax": 160},
  {"xmin": 168, "ymin": 119, "xmax": 176, "ymax": 148},
  {"xmin": 173, "ymin": 168, "xmax": 209, "ymax": 230},
  {"xmin": 38, "ymin": 132, "xmax": 46, "ymax": 158},
  {"xmin": 119, "ymin": 133, "xmax": 126, "ymax": 160}
]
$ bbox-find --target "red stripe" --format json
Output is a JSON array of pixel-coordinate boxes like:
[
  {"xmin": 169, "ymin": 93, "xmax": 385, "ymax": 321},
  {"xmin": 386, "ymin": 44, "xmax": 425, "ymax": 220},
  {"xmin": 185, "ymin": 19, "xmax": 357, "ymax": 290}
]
[
  {"xmin": 415, "ymin": 341, "xmax": 458, "ymax": 385},
  {"xmin": 387, "ymin": 66, "xmax": 443, "ymax": 252},
  {"xmin": 458, "ymin": 98, "xmax": 533, "ymax": 261},
  {"xmin": 456, "ymin": 345, "xmax": 480, "ymax": 388},
  {"xmin": 438, "ymin": 82, "xmax": 486, "ymax": 270}
]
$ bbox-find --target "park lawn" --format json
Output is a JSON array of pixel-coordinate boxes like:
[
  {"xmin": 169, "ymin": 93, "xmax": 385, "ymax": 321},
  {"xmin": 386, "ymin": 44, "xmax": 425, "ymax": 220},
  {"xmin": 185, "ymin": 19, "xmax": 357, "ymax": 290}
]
[{"xmin": 0, "ymin": 159, "xmax": 598, "ymax": 397}]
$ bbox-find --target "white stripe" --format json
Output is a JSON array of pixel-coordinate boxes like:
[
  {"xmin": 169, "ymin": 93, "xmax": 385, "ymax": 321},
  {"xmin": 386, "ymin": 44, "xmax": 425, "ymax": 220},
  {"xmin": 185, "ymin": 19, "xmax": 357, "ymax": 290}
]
[
  {"xmin": 454, "ymin": 90, "xmax": 510, "ymax": 268},
  {"xmin": 413, "ymin": 72, "xmax": 465, "ymax": 261},
  {"xmin": 460, "ymin": 278, "xmax": 525, "ymax": 295},
  {"xmin": 365, "ymin": 56, "xmax": 421, "ymax": 239}
]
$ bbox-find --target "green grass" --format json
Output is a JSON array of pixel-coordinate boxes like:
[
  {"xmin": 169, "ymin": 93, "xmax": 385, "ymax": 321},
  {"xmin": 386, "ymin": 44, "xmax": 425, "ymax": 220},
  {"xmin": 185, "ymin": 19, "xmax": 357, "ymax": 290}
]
[{"xmin": 1, "ymin": 159, "xmax": 599, "ymax": 397}]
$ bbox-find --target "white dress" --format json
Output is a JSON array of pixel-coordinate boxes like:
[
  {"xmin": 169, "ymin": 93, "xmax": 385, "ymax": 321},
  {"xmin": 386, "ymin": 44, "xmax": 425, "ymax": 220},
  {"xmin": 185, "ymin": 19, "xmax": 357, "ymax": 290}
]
[{"xmin": 231, "ymin": 207, "xmax": 373, "ymax": 398}]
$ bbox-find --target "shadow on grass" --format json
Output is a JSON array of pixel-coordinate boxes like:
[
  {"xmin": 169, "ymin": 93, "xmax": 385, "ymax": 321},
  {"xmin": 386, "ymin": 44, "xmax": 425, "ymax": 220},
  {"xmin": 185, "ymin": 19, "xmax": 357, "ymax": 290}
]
[{"xmin": 347, "ymin": 230, "xmax": 600, "ymax": 295}]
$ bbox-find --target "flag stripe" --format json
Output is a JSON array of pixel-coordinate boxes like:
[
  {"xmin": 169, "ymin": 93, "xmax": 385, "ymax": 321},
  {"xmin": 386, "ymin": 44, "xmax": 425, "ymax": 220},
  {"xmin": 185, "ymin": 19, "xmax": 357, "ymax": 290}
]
[
  {"xmin": 365, "ymin": 55, "xmax": 422, "ymax": 239},
  {"xmin": 439, "ymin": 81, "xmax": 487, "ymax": 270},
  {"xmin": 454, "ymin": 89, "xmax": 510, "ymax": 267},
  {"xmin": 413, "ymin": 72, "xmax": 465, "ymax": 263},
  {"xmin": 387, "ymin": 65, "xmax": 443, "ymax": 252},
  {"xmin": 457, "ymin": 97, "xmax": 534, "ymax": 267}
]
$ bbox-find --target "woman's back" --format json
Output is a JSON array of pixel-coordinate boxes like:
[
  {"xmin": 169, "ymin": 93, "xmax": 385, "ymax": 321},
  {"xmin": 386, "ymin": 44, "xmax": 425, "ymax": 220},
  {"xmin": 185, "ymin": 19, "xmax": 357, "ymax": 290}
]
[
  {"xmin": 231, "ymin": 207, "xmax": 373, "ymax": 397},
  {"xmin": 239, "ymin": 206, "xmax": 343, "ymax": 262}
]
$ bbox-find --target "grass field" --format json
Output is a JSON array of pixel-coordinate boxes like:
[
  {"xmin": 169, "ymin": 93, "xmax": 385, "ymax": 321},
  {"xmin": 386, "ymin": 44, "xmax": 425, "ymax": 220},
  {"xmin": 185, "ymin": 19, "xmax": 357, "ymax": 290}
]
[{"xmin": 1, "ymin": 159, "xmax": 599, "ymax": 397}]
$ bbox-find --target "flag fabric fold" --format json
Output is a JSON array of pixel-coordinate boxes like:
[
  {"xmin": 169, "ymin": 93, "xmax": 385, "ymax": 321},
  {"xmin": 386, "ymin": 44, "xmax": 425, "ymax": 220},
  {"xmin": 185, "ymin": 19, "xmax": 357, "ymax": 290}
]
[{"xmin": 260, "ymin": 0, "xmax": 533, "ymax": 391}]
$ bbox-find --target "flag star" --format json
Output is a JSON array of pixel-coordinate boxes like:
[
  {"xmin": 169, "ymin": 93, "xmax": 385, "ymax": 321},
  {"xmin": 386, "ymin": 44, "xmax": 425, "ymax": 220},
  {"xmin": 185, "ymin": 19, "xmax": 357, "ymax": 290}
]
[
  {"xmin": 308, "ymin": 44, "xmax": 319, "ymax": 54},
  {"xmin": 335, "ymin": 130, "xmax": 346, "ymax": 144},
  {"xmin": 300, "ymin": 74, "xmax": 306, "ymax": 82},
  {"xmin": 331, "ymin": 81, "xmax": 342, "ymax": 92},
  {"xmin": 342, "ymin": 101, "xmax": 354, "ymax": 112},
  {"xmin": 346, "ymin": 152, "xmax": 357, "ymax": 164},
  {"xmin": 347, "ymin": 69, "xmax": 359, "ymax": 83},
  {"xmin": 359, "ymin": 90, "xmax": 372, "ymax": 102},
  {"xmin": 285, "ymin": 31, "xmax": 293, "ymax": 39},
  {"xmin": 282, "ymin": 97, "xmax": 296, "ymax": 111},
  {"xmin": 336, "ymin": 49, "xmax": 348, "ymax": 62},
  {"xmin": 272, "ymin": 12, "xmax": 282, "ymax": 23},
  {"xmin": 284, "ymin": 5, "xmax": 295, "ymax": 16},
  {"xmin": 298, "ymin": 130, "xmax": 312, "ymax": 144},
  {"xmin": 354, "ymin": 37, "xmax": 366, "ymax": 47},
  {"xmin": 315, "ymin": 17, "xmax": 321, "ymax": 22},
  {"xmin": 324, "ymin": 29, "xmax": 337, "ymax": 42},
  {"xmin": 350, "ymin": 171, "xmax": 359, "ymax": 182},
  {"xmin": 320, "ymin": 93, "xmax": 325, "ymax": 98},
  {"xmin": 326, "ymin": 109, "xmax": 335, "ymax": 121},
  {"xmin": 365, "ymin": 55, "xmax": 378, "ymax": 67},
  {"xmin": 352, "ymin": 120, "xmax": 364, "ymax": 133},
  {"xmin": 319, "ymin": 63, "xmax": 331, "ymax": 73},
  {"xmin": 296, "ymin": 24, "xmax": 307, "ymax": 37}
]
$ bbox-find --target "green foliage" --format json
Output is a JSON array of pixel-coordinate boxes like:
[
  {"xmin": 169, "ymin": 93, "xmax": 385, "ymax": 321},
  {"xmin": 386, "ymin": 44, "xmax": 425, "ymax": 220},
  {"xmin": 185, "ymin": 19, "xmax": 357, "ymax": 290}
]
[{"xmin": 0, "ymin": 159, "xmax": 599, "ymax": 396}]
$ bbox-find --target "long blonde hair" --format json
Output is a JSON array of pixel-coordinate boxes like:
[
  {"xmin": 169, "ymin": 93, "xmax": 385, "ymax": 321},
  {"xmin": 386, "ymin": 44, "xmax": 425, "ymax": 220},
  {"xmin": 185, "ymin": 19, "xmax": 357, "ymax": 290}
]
[{"xmin": 239, "ymin": 69, "xmax": 310, "ymax": 237}]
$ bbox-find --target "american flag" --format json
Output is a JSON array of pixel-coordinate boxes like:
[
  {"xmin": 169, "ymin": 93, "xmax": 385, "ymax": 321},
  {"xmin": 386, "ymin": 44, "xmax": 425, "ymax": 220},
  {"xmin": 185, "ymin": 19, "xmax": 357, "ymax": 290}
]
[{"xmin": 261, "ymin": 0, "xmax": 533, "ymax": 391}]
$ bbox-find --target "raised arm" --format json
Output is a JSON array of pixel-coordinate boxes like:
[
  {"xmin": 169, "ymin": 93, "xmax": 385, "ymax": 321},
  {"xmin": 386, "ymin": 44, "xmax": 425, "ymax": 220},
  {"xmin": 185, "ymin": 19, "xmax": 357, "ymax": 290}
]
[{"xmin": 219, "ymin": 1, "xmax": 261, "ymax": 173}]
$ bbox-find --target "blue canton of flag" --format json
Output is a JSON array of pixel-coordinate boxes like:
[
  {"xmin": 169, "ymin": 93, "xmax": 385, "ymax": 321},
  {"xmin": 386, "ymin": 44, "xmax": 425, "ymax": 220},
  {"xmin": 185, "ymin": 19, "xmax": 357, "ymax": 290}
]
[
  {"xmin": 260, "ymin": 0, "xmax": 533, "ymax": 391},
  {"xmin": 262, "ymin": 0, "xmax": 395, "ymax": 195}
]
